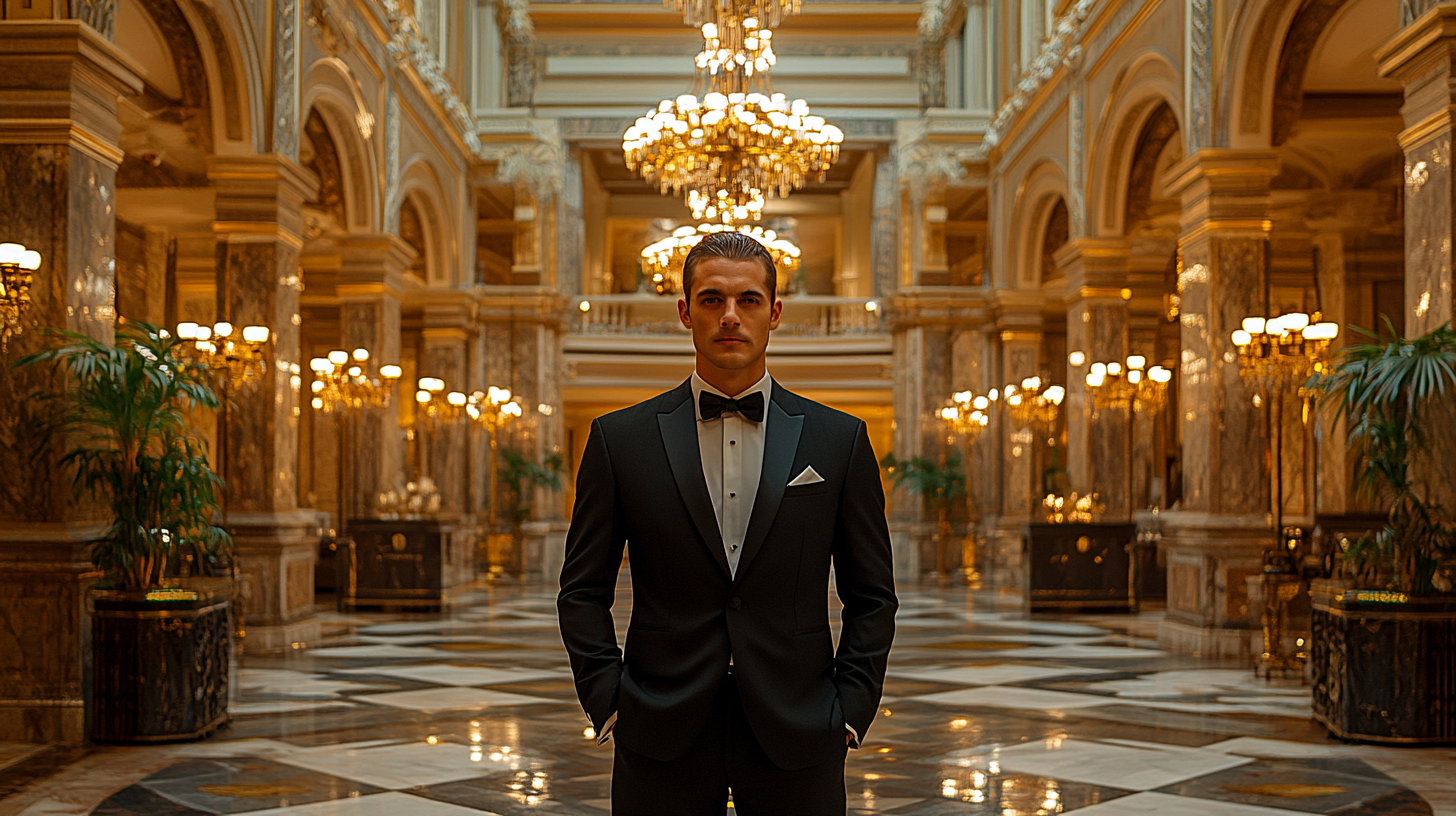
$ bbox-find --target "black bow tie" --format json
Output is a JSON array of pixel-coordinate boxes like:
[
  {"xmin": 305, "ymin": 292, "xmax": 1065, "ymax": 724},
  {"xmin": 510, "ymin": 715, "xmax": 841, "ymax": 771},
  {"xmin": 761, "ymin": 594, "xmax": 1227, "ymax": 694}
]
[{"xmin": 699, "ymin": 390, "xmax": 765, "ymax": 423}]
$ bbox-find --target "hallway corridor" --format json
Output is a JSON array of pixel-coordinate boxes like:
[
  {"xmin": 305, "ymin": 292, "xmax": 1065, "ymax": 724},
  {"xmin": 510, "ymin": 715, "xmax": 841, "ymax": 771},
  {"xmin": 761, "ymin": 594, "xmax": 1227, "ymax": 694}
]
[{"xmin": 1, "ymin": 582, "xmax": 1452, "ymax": 816}]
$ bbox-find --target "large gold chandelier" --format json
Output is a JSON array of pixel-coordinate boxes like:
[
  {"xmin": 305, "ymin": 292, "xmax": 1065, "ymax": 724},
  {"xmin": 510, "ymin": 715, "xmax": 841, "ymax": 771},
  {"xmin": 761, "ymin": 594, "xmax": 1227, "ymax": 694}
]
[
  {"xmin": 670, "ymin": 0, "xmax": 800, "ymax": 30},
  {"xmin": 623, "ymin": 85, "xmax": 844, "ymax": 224},
  {"xmin": 641, "ymin": 223, "xmax": 801, "ymax": 295}
]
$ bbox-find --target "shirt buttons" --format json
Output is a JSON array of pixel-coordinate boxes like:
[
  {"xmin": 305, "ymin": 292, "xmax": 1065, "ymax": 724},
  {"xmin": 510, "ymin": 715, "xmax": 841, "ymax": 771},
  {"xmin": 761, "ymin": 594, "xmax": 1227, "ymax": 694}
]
[
  {"xmin": 730, "ymin": 440, "xmax": 736, "ymax": 446},
  {"xmin": 730, "ymin": 492, "xmax": 736, "ymax": 498}
]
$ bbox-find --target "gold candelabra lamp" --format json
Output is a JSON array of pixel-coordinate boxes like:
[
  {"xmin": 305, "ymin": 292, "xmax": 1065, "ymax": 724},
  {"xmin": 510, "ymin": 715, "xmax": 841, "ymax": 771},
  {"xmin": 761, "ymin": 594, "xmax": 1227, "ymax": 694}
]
[
  {"xmin": 175, "ymin": 321, "xmax": 270, "ymax": 385},
  {"xmin": 467, "ymin": 385, "xmax": 523, "ymax": 578},
  {"xmin": 414, "ymin": 378, "xmax": 471, "ymax": 427},
  {"xmin": 1082, "ymin": 355, "xmax": 1172, "ymax": 412},
  {"xmin": 939, "ymin": 390, "xmax": 992, "ymax": 443},
  {"xmin": 308, "ymin": 348, "xmax": 401, "ymax": 413},
  {"xmin": 0, "ymin": 242, "xmax": 41, "ymax": 349},
  {"xmin": 1231, "ymin": 312, "xmax": 1339, "ymax": 384},
  {"xmin": 1004, "ymin": 377, "xmax": 1064, "ymax": 434}
]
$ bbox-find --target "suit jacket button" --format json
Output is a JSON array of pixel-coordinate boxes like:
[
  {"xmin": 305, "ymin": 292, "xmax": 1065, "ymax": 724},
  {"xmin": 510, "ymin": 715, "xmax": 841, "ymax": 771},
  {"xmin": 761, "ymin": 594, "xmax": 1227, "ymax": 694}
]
[{"xmin": 729, "ymin": 597, "xmax": 742, "ymax": 609}]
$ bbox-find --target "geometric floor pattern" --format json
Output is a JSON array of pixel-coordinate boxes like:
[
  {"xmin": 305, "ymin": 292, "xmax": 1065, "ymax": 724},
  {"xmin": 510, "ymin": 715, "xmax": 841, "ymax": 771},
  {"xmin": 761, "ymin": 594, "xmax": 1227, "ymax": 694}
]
[{"xmin": 2, "ymin": 580, "xmax": 1454, "ymax": 815}]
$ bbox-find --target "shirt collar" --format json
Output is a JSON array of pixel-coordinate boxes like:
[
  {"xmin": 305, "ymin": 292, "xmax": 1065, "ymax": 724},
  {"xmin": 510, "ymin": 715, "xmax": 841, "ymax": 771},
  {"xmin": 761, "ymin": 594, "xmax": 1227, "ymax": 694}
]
[{"xmin": 691, "ymin": 370, "xmax": 772, "ymax": 422}]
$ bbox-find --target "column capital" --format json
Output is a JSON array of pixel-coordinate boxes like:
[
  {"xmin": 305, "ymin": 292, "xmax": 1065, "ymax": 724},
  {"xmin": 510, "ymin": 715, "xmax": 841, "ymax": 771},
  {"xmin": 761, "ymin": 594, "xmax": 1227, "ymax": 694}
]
[
  {"xmin": 1055, "ymin": 237, "xmax": 1131, "ymax": 303},
  {"xmin": 1164, "ymin": 149, "xmax": 1280, "ymax": 241},
  {"xmin": 338, "ymin": 233, "xmax": 415, "ymax": 300},
  {"xmin": 989, "ymin": 288, "xmax": 1045, "ymax": 334},
  {"xmin": 1376, "ymin": 4, "xmax": 1456, "ymax": 84},
  {"xmin": 208, "ymin": 155, "xmax": 320, "ymax": 248},
  {"xmin": 0, "ymin": 22, "xmax": 143, "ymax": 166}
]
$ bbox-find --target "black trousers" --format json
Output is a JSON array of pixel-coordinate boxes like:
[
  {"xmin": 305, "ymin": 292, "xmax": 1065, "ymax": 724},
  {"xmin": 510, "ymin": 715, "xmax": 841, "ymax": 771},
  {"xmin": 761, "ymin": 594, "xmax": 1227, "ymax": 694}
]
[{"xmin": 610, "ymin": 673, "xmax": 848, "ymax": 816}]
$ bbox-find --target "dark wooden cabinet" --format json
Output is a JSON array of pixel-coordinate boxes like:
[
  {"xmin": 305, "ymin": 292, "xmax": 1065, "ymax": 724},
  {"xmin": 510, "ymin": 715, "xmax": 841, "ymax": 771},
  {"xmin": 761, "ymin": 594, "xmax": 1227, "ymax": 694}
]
[
  {"xmin": 341, "ymin": 519, "xmax": 474, "ymax": 611},
  {"xmin": 1022, "ymin": 522, "xmax": 1136, "ymax": 612}
]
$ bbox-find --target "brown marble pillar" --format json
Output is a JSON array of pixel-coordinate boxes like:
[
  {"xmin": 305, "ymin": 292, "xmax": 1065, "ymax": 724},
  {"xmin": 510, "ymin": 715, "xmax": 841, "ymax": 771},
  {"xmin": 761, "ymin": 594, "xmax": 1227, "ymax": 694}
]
[
  {"xmin": 1158, "ymin": 150, "xmax": 1279, "ymax": 656},
  {"xmin": 209, "ymin": 155, "xmax": 321, "ymax": 653},
  {"xmin": 1057, "ymin": 238, "xmax": 1131, "ymax": 518},
  {"xmin": 984, "ymin": 290, "xmax": 1044, "ymax": 594},
  {"xmin": 416, "ymin": 300, "xmax": 474, "ymax": 515},
  {"xmin": 1378, "ymin": 7, "xmax": 1456, "ymax": 335},
  {"xmin": 339, "ymin": 235, "xmax": 410, "ymax": 516},
  {"xmin": 477, "ymin": 289, "xmax": 568, "ymax": 580},
  {"xmin": 0, "ymin": 22, "xmax": 140, "ymax": 741}
]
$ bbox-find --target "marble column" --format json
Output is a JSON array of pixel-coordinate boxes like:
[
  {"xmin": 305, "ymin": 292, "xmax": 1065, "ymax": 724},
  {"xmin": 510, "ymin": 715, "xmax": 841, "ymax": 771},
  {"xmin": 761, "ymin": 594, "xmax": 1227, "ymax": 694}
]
[
  {"xmin": 1057, "ymin": 238, "xmax": 1131, "ymax": 518},
  {"xmin": 885, "ymin": 289, "xmax": 990, "ymax": 579},
  {"xmin": 1378, "ymin": 7, "xmax": 1456, "ymax": 335},
  {"xmin": 1158, "ymin": 150, "xmax": 1279, "ymax": 656},
  {"xmin": 476, "ymin": 289, "xmax": 568, "ymax": 581},
  {"xmin": 209, "ymin": 155, "xmax": 322, "ymax": 654},
  {"xmin": 986, "ymin": 290, "xmax": 1044, "ymax": 595},
  {"xmin": 417, "ymin": 300, "xmax": 473, "ymax": 516},
  {"xmin": 339, "ymin": 234, "xmax": 411, "ymax": 516},
  {"xmin": 0, "ymin": 22, "xmax": 140, "ymax": 741}
]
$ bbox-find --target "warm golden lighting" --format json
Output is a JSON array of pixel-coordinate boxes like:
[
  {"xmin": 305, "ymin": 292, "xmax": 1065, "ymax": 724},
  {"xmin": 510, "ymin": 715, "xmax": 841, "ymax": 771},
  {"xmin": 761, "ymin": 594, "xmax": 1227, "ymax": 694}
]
[
  {"xmin": 176, "ymin": 319, "xmax": 270, "ymax": 389},
  {"xmin": 311, "ymin": 347, "xmax": 399, "ymax": 413},
  {"xmin": 1232, "ymin": 311, "xmax": 1340, "ymax": 384},
  {"xmin": 623, "ymin": 89, "xmax": 844, "ymax": 223},
  {"xmin": 1004, "ymin": 379, "xmax": 1064, "ymax": 433},
  {"xmin": 940, "ymin": 389, "xmax": 992, "ymax": 442},
  {"xmin": 696, "ymin": 17, "xmax": 775, "ymax": 77},
  {"xmin": 640, "ymin": 223, "xmax": 801, "ymax": 295},
  {"xmin": 1085, "ymin": 355, "xmax": 1171, "ymax": 412}
]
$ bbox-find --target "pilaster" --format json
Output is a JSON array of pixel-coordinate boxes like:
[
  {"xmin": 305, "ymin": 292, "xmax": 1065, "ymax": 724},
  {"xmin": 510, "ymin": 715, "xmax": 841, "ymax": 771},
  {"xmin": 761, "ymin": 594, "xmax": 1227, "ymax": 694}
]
[
  {"xmin": 209, "ymin": 154, "xmax": 321, "ymax": 653},
  {"xmin": 0, "ymin": 22, "xmax": 140, "ymax": 740}
]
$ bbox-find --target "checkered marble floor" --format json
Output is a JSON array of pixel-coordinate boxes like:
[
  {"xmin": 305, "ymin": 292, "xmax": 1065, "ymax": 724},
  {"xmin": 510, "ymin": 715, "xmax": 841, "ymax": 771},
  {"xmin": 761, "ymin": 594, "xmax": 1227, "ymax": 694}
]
[{"xmin": 2, "ymin": 580, "xmax": 1454, "ymax": 816}]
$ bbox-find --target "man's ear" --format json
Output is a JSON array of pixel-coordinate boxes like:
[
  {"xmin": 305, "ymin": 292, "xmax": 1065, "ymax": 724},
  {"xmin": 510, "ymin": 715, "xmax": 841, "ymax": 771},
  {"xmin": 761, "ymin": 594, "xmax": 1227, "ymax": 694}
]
[
  {"xmin": 768, "ymin": 298, "xmax": 783, "ymax": 331},
  {"xmin": 678, "ymin": 297, "xmax": 691, "ymax": 329}
]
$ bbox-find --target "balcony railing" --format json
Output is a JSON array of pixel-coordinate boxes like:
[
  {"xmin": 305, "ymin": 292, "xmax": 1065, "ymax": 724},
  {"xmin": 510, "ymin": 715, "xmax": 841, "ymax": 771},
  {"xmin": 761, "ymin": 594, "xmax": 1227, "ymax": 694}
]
[{"xmin": 571, "ymin": 294, "xmax": 884, "ymax": 337}]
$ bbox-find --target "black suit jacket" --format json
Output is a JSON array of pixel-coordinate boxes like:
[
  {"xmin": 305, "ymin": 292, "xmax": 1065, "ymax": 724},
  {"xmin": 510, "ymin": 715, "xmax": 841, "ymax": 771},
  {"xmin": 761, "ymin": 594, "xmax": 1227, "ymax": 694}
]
[{"xmin": 557, "ymin": 378, "xmax": 898, "ymax": 770}]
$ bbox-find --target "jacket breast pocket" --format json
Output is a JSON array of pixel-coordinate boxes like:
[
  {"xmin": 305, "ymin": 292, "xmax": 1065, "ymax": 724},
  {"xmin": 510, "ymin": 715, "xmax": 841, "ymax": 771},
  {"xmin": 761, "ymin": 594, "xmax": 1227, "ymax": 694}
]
[{"xmin": 784, "ymin": 481, "xmax": 831, "ymax": 499}]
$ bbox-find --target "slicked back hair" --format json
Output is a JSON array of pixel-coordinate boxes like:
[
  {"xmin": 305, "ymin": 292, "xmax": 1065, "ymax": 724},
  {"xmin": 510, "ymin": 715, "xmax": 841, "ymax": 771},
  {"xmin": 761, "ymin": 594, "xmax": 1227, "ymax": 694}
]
[{"xmin": 682, "ymin": 231, "xmax": 778, "ymax": 304}]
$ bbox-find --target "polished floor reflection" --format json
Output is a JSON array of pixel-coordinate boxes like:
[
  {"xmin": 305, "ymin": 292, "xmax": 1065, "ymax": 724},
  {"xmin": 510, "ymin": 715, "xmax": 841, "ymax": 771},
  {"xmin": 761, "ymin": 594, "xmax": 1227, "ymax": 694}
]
[{"xmin": 3, "ymin": 581, "xmax": 1455, "ymax": 816}]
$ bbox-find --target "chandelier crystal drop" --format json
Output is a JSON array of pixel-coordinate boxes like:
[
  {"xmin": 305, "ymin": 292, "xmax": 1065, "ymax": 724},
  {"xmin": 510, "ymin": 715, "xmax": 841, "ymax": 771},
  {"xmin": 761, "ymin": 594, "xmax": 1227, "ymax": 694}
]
[
  {"xmin": 622, "ymin": 88, "xmax": 844, "ymax": 222},
  {"xmin": 670, "ymin": 0, "xmax": 801, "ymax": 31},
  {"xmin": 696, "ymin": 16, "xmax": 775, "ymax": 77},
  {"xmin": 640, "ymin": 223, "xmax": 801, "ymax": 296}
]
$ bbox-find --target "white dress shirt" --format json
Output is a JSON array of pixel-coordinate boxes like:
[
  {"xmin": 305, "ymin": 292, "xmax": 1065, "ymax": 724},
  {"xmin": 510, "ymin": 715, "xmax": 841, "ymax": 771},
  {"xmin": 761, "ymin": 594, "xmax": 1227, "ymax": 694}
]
[{"xmin": 691, "ymin": 370, "xmax": 771, "ymax": 576}]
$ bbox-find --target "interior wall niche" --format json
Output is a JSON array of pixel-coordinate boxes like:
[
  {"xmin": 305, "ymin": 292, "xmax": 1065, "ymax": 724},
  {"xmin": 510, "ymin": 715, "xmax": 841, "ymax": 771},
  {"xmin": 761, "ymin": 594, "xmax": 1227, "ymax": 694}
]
[
  {"xmin": 1041, "ymin": 198, "xmax": 1069, "ymax": 283},
  {"xmin": 301, "ymin": 109, "xmax": 346, "ymax": 238},
  {"xmin": 399, "ymin": 198, "xmax": 428, "ymax": 280}
]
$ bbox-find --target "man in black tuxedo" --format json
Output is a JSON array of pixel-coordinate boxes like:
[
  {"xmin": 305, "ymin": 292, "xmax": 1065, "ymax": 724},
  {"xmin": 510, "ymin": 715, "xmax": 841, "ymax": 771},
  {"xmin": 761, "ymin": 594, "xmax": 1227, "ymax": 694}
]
[{"xmin": 558, "ymin": 232, "xmax": 898, "ymax": 815}]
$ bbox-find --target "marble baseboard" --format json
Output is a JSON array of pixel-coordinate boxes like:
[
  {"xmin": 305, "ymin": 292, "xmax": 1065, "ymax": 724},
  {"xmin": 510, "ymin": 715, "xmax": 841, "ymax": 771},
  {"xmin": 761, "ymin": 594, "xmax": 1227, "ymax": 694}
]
[
  {"xmin": 0, "ymin": 700, "xmax": 84, "ymax": 743},
  {"xmin": 242, "ymin": 616, "xmax": 322, "ymax": 655},
  {"xmin": 1158, "ymin": 616, "xmax": 1252, "ymax": 658}
]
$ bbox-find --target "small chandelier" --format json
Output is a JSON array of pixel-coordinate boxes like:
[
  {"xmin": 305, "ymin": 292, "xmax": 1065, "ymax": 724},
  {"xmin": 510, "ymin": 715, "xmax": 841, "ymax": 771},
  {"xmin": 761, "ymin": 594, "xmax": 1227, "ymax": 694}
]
[
  {"xmin": 623, "ymin": 88, "xmax": 844, "ymax": 223},
  {"xmin": 640, "ymin": 223, "xmax": 801, "ymax": 295},
  {"xmin": 689, "ymin": 187, "xmax": 764, "ymax": 223},
  {"xmin": 415, "ymin": 378, "xmax": 472, "ymax": 428},
  {"xmin": 1231, "ymin": 313, "xmax": 1339, "ymax": 384},
  {"xmin": 1004, "ymin": 377, "xmax": 1064, "ymax": 434},
  {"xmin": 0, "ymin": 242, "xmax": 41, "ymax": 349},
  {"xmin": 1084, "ymin": 355, "xmax": 1172, "ymax": 412},
  {"xmin": 176, "ymin": 321, "xmax": 271, "ymax": 388},
  {"xmin": 939, "ymin": 390, "xmax": 992, "ymax": 443},
  {"xmin": 309, "ymin": 347, "xmax": 401, "ymax": 413}
]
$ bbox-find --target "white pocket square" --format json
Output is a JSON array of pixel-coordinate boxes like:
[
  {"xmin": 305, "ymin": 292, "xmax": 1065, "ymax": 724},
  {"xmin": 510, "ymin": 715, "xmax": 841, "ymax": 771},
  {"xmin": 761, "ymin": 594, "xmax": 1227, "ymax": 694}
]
[{"xmin": 788, "ymin": 466, "xmax": 825, "ymax": 486}]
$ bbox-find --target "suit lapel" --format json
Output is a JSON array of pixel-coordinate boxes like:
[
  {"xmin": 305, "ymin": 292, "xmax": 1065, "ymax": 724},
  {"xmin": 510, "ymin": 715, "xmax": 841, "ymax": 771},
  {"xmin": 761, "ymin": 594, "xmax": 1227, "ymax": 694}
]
[
  {"xmin": 657, "ymin": 382, "xmax": 732, "ymax": 579},
  {"xmin": 733, "ymin": 386, "xmax": 804, "ymax": 585}
]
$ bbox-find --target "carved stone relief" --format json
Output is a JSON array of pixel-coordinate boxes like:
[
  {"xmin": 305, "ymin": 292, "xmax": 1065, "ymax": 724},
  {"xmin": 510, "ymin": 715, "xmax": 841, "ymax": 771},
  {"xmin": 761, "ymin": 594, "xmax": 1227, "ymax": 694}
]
[
  {"xmin": 1188, "ymin": 0, "xmax": 1213, "ymax": 150},
  {"xmin": 274, "ymin": 0, "xmax": 300, "ymax": 160},
  {"xmin": 71, "ymin": 0, "xmax": 116, "ymax": 39},
  {"xmin": 498, "ymin": 0, "xmax": 538, "ymax": 108}
]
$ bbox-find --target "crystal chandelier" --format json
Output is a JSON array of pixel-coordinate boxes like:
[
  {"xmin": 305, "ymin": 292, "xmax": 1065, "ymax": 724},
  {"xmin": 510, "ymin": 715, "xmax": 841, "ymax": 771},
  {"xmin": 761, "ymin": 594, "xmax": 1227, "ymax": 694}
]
[
  {"xmin": 1004, "ymin": 377, "xmax": 1064, "ymax": 434},
  {"xmin": 176, "ymin": 321, "xmax": 271, "ymax": 388},
  {"xmin": 309, "ymin": 348, "xmax": 401, "ymax": 412},
  {"xmin": 623, "ymin": 85, "xmax": 844, "ymax": 223},
  {"xmin": 1231, "ymin": 312, "xmax": 1339, "ymax": 384},
  {"xmin": 640, "ymin": 222, "xmax": 800, "ymax": 295},
  {"xmin": 1084, "ymin": 355, "xmax": 1172, "ymax": 412}
]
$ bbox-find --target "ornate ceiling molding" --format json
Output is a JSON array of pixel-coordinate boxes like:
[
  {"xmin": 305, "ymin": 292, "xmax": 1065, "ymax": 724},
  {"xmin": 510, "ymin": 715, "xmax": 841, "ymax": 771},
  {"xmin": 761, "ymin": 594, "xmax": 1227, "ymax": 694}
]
[{"xmin": 980, "ymin": 0, "xmax": 1097, "ymax": 157}]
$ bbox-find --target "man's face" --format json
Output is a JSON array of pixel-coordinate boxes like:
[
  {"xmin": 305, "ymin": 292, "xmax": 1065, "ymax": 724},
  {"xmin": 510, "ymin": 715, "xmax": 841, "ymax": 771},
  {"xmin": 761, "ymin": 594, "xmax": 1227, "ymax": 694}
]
[{"xmin": 677, "ymin": 257, "xmax": 782, "ymax": 373}]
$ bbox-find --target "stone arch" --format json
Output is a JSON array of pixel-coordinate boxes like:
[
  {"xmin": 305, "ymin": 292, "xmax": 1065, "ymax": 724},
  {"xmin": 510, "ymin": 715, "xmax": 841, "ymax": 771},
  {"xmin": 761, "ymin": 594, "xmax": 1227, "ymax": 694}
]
[
  {"xmin": 1087, "ymin": 50, "xmax": 1183, "ymax": 237},
  {"xmin": 176, "ymin": 0, "xmax": 261, "ymax": 152},
  {"xmin": 1224, "ymin": 0, "xmax": 1306, "ymax": 146},
  {"xmin": 302, "ymin": 59, "xmax": 380, "ymax": 233},
  {"xmin": 1009, "ymin": 159, "xmax": 1070, "ymax": 288},
  {"xmin": 397, "ymin": 156, "xmax": 454, "ymax": 286}
]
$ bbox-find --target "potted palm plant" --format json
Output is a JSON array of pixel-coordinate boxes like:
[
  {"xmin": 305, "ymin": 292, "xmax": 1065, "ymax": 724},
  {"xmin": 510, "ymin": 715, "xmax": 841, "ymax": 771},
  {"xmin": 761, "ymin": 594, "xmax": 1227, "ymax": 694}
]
[
  {"xmin": 17, "ymin": 321, "xmax": 232, "ymax": 742},
  {"xmin": 1308, "ymin": 321, "xmax": 1456, "ymax": 743},
  {"xmin": 497, "ymin": 448, "xmax": 564, "ymax": 577},
  {"xmin": 881, "ymin": 452, "xmax": 968, "ymax": 579}
]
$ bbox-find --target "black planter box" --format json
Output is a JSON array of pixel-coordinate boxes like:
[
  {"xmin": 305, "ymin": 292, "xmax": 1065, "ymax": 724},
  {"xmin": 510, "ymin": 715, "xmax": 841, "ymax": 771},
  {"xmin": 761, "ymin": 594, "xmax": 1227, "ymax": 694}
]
[
  {"xmin": 1022, "ymin": 522, "xmax": 1136, "ymax": 612},
  {"xmin": 1311, "ymin": 580, "xmax": 1456, "ymax": 743},
  {"xmin": 90, "ymin": 588, "xmax": 231, "ymax": 743},
  {"xmin": 341, "ymin": 518, "xmax": 473, "ymax": 611}
]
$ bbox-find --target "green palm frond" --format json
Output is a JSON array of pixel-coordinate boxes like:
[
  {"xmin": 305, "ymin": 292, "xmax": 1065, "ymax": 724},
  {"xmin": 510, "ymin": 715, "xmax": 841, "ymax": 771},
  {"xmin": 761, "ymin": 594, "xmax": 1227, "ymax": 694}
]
[{"xmin": 13, "ymin": 321, "xmax": 228, "ymax": 590}]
